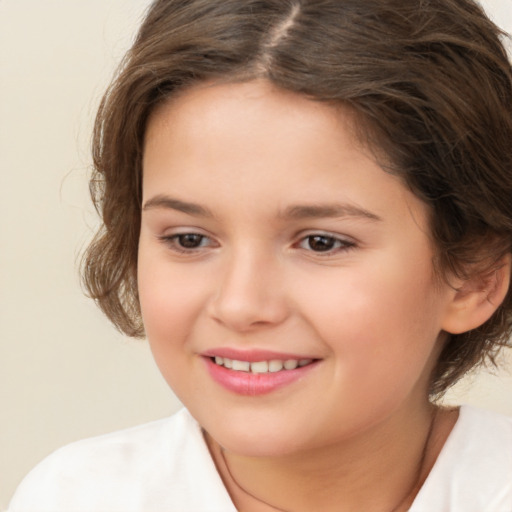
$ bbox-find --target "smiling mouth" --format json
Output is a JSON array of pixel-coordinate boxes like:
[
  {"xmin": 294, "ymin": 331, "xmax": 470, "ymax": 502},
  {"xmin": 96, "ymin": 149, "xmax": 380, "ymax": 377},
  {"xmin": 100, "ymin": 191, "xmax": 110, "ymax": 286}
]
[{"xmin": 211, "ymin": 356, "xmax": 314, "ymax": 374}]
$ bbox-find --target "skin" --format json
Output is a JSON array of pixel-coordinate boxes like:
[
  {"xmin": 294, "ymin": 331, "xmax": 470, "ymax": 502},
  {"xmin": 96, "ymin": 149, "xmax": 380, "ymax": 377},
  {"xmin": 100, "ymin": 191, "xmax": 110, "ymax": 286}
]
[{"xmin": 138, "ymin": 80, "xmax": 467, "ymax": 511}]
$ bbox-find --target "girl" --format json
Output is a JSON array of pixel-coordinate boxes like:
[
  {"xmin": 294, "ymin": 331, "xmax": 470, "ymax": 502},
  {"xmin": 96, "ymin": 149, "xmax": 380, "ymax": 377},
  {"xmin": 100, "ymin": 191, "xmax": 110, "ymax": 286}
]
[{"xmin": 9, "ymin": 0, "xmax": 512, "ymax": 510}]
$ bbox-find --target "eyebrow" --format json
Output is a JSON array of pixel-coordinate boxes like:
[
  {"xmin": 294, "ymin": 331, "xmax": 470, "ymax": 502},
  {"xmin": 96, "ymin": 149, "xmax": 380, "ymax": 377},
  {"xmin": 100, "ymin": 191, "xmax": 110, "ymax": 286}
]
[
  {"xmin": 280, "ymin": 203, "xmax": 382, "ymax": 222},
  {"xmin": 142, "ymin": 195, "xmax": 382, "ymax": 222},
  {"xmin": 142, "ymin": 195, "xmax": 214, "ymax": 217}
]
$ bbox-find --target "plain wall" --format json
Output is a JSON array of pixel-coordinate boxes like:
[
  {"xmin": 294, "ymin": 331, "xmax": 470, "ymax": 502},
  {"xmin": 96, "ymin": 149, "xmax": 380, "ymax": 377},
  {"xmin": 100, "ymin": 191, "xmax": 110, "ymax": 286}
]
[{"xmin": 1, "ymin": 0, "xmax": 511, "ymax": 508}]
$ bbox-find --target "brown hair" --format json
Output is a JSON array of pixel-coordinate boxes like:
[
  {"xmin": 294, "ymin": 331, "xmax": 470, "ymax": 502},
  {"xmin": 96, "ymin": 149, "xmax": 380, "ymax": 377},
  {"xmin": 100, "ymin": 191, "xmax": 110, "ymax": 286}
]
[{"xmin": 82, "ymin": 0, "xmax": 512, "ymax": 396}]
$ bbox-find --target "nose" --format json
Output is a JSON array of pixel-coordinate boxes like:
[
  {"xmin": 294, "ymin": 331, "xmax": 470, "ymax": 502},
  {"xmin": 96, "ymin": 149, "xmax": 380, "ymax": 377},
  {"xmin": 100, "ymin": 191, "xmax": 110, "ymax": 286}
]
[{"xmin": 207, "ymin": 247, "xmax": 289, "ymax": 332}]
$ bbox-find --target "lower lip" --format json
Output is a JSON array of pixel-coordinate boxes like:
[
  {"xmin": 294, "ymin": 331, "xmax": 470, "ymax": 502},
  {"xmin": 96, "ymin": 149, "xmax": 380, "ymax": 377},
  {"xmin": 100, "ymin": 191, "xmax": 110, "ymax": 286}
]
[{"xmin": 203, "ymin": 357, "xmax": 319, "ymax": 396}]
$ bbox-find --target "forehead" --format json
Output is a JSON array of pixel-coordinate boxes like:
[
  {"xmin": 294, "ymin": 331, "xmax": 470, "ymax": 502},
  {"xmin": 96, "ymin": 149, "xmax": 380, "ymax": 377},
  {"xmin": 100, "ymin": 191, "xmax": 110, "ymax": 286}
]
[
  {"xmin": 142, "ymin": 80, "xmax": 429, "ymax": 230},
  {"xmin": 145, "ymin": 79, "xmax": 360, "ymax": 154}
]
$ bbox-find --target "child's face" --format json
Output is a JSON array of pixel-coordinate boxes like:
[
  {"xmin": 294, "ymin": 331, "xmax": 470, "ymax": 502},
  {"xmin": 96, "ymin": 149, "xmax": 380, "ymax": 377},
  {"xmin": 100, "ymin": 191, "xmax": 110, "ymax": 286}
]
[{"xmin": 139, "ymin": 80, "xmax": 457, "ymax": 456}]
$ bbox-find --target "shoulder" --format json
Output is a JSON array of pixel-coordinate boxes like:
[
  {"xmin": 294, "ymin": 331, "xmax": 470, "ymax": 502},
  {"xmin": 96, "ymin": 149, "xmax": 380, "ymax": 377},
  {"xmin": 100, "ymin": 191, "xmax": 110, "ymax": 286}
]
[
  {"xmin": 458, "ymin": 405, "xmax": 512, "ymax": 442},
  {"xmin": 412, "ymin": 406, "xmax": 512, "ymax": 512},
  {"xmin": 8, "ymin": 408, "xmax": 235, "ymax": 512}
]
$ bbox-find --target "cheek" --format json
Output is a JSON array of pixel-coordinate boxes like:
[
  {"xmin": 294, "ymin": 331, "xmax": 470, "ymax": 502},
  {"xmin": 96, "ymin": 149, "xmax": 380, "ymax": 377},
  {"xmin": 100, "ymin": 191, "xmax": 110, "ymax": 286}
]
[
  {"xmin": 294, "ymin": 258, "xmax": 444, "ymax": 380},
  {"xmin": 137, "ymin": 248, "xmax": 205, "ymax": 352},
  {"xmin": 137, "ymin": 258, "xmax": 206, "ymax": 398}
]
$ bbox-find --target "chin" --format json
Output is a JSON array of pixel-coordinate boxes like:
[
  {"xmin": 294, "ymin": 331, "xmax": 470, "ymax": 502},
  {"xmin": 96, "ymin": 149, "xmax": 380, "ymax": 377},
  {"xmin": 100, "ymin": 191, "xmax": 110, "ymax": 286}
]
[{"xmin": 202, "ymin": 415, "xmax": 315, "ymax": 458}]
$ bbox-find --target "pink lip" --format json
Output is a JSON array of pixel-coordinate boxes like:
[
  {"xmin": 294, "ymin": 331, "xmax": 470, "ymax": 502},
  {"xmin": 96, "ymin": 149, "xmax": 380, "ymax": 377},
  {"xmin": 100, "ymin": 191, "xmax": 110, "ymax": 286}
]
[{"xmin": 202, "ymin": 353, "xmax": 320, "ymax": 396}]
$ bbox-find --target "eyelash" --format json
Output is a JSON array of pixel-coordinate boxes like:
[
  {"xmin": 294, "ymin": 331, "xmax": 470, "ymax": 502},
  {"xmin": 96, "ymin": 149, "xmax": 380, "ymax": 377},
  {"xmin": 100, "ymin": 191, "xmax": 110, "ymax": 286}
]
[
  {"xmin": 158, "ymin": 232, "xmax": 356, "ymax": 256},
  {"xmin": 296, "ymin": 234, "xmax": 356, "ymax": 255},
  {"xmin": 158, "ymin": 233, "xmax": 213, "ymax": 253}
]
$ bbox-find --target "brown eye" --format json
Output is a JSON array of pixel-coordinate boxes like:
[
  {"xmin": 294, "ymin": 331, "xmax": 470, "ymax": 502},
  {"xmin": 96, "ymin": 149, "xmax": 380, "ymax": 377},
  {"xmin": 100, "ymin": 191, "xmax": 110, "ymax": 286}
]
[
  {"xmin": 159, "ymin": 232, "xmax": 217, "ymax": 254},
  {"xmin": 176, "ymin": 234, "xmax": 206, "ymax": 248},
  {"xmin": 306, "ymin": 235, "xmax": 338, "ymax": 252},
  {"xmin": 297, "ymin": 233, "xmax": 355, "ymax": 254}
]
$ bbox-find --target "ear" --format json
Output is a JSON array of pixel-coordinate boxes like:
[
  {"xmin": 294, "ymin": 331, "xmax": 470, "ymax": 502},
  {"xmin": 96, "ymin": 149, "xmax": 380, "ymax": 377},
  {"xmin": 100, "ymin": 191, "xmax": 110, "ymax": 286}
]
[{"xmin": 441, "ymin": 254, "xmax": 511, "ymax": 335}]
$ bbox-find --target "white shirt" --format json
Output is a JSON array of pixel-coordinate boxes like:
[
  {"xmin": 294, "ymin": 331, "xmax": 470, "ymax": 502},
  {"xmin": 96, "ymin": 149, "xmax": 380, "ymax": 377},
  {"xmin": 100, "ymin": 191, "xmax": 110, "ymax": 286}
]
[{"xmin": 8, "ymin": 406, "xmax": 512, "ymax": 512}]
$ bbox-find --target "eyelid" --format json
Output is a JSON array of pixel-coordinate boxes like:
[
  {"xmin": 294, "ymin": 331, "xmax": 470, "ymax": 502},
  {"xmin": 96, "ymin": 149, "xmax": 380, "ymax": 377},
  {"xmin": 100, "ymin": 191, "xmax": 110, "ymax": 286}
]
[
  {"xmin": 294, "ymin": 231, "xmax": 357, "ymax": 254},
  {"xmin": 157, "ymin": 230, "xmax": 219, "ymax": 254},
  {"xmin": 154, "ymin": 227, "xmax": 356, "ymax": 256}
]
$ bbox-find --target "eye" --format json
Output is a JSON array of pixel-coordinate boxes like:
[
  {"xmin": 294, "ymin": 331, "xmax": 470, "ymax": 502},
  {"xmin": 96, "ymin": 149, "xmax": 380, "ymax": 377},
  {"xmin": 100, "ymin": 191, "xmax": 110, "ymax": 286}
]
[
  {"xmin": 159, "ymin": 232, "xmax": 213, "ymax": 253},
  {"xmin": 298, "ymin": 234, "xmax": 354, "ymax": 253},
  {"xmin": 175, "ymin": 233, "xmax": 207, "ymax": 249}
]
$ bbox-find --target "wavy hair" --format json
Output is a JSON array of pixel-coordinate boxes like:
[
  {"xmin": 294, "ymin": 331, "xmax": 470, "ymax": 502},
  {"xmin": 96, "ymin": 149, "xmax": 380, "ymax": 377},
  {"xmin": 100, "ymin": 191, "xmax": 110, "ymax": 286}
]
[{"xmin": 82, "ymin": 0, "xmax": 512, "ymax": 396}]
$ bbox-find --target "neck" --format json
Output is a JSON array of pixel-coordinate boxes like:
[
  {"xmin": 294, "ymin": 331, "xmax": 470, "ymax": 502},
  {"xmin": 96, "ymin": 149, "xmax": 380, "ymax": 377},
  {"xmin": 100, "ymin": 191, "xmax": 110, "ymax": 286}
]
[{"xmin": 206, "ymin": 402, "xmax": 458, "ymax": 512}]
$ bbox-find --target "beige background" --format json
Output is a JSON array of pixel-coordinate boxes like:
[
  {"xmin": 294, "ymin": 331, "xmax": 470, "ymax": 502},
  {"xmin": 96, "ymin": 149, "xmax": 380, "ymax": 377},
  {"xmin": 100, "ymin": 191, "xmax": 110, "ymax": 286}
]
[{"xmin": 1, "ymin": 0, "xmax": 511, "ymax": 508}]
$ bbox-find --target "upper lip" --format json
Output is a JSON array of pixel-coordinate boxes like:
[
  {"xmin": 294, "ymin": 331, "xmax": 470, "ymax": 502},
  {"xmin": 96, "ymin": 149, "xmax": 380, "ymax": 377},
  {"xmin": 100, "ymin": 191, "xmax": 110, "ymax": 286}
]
[{"xmin": 201, "ymin": 347, "xmax": 319, "ymax": 362}]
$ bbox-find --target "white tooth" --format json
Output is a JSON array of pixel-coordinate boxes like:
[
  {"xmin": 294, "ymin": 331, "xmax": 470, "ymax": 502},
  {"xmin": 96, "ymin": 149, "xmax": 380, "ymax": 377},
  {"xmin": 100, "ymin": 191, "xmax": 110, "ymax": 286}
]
[
  {"xmin": 224, "ymin": 358, "xmax": 233, "ymax": 369},
  {"xmin": 299, "ymin": 359, "xmax": 312, "ymax": 367},
  {"xmin": 284, "ymin": 359, "xmax": 299, "ymax": 370},
  {"xmin": 232, "ymin": 360, "xmax": 250, "ymax": 372},
  {"xmin": 215, "ymin": 356, "xmax": 224, "ymax": 366},
  {"xmin": 269, "ymin": 360, "xmax": 284, "ymax": 372},
  {"xmin": 251, "ymin": 361, "xmax": 269, "ymax": 373}
]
